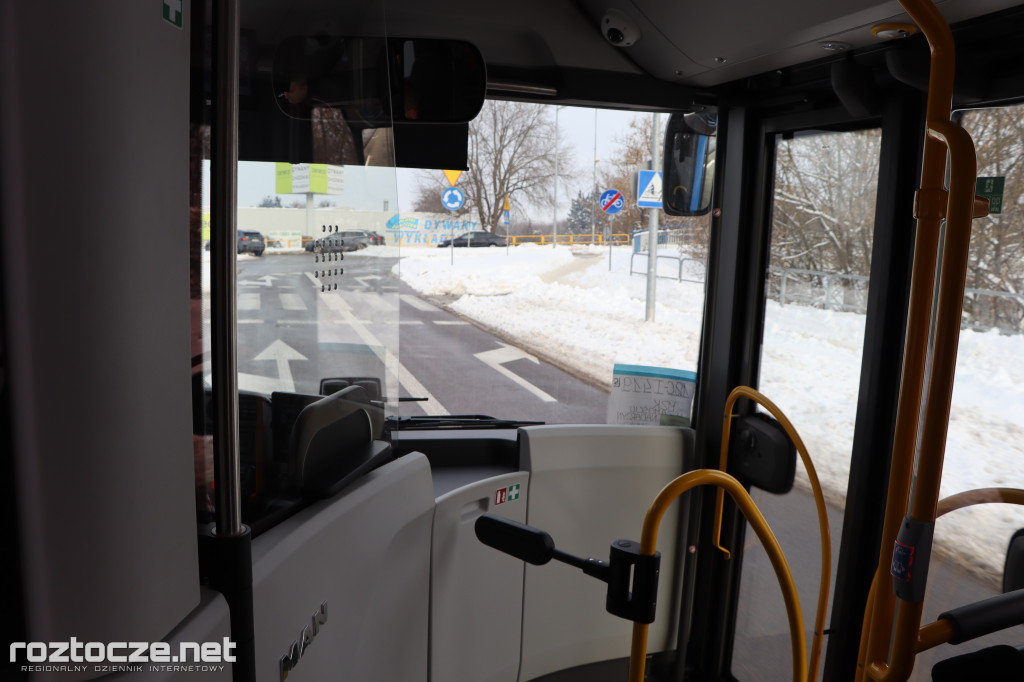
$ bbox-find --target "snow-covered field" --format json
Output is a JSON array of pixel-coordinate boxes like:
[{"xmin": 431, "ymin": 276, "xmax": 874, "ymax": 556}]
[{"xmin": 395, "ymin": 243, "xmax": 1024, "ymax": 582}]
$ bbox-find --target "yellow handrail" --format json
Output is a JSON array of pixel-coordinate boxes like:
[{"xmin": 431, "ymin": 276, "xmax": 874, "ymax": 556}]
[
  {"xmin": 857, "ymin": 488, "xmax": 1024, "ymax": 668},
  {"xmin": 712, "ymin": 386, "xmax": 831, "ymax": 680},
  {"xmin": 936, "ymin": 487, "xmax": 1024, "ymax": 517},
  {"xmin": 628, "ymin": 469, "xmax": 807, "ymax": 682},
  {"xmin": 858, "ymin": 0, "xmax": 986, "ymax": 679}
]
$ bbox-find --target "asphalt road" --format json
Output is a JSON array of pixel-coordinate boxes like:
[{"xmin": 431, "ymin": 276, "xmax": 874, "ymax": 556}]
[{"xmin": 231, "ymin": 251, "xmax": 607, "ymax": 423}]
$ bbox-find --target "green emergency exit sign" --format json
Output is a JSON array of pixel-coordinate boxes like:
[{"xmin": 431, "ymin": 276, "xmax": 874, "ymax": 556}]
[
  {"xmin": 163, "ymin": 0, "xmax": 183, "ymax": 29},
  {"xmin": 976, "ymin": 176, "xmax": 1005, "ymax": 214}
]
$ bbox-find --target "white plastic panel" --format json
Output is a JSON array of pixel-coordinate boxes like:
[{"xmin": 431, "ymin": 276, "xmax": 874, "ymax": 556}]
[
  {"xmin": 251, "ymin": 454, "xmax": 434, "ymax": 682},
  {"xmin": 519, "ymin": 425, "xmax": 694, "ymax": 681},
  {"xmin": 431, "ymin": 470, "xmax": 530, "ymax": 682},
  {"xmin": 1, "ymin": 3, "xmax": 197, "ymax": 677}
]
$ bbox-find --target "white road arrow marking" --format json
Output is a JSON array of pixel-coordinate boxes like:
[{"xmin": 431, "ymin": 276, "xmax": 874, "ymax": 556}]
[
  {"xmin": 355, "ymin": 275, "xmax": 382, "ymax": 288},
  {"xmin": 474, "ymin": 343, "xmax": 556, "ymax": 402},
  {"xmin": 254, "ymin": 339, "xmax": 307, "ymax": 392},
  {"xmin": 239, "ymin": 275, "xmax": 277, "ymax": 287},
  {"xmin": 318, "ymin": 291, "xmax": 448, "ymax": 415},
  {"xmin": 279, "ymin": 293, "xmax": 307, "ymax": 311}
]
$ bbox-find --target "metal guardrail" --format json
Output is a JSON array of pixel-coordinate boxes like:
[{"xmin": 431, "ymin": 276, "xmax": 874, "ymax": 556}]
[
  {"xmin": 962, "ymin": 287, "xmax": 1024, "ymax": 334},
  {"xmin": 774, "ymin": 267, "xmax": 1024, "ymax": 333},
  {"xmin": 778, "ymin": 268, "xmax": 870, "ymax": 314},
  {"xmin": 629, "ymin": 251, "xmax": 707, "ymax": 283},
  {"xmin": 509, "ymin": 233, "xmax": 629, "ymax": 246}
]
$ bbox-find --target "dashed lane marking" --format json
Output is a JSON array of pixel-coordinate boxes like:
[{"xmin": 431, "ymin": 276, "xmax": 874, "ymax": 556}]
[
  {"xmin": 400, "ymin": 294, "xmax": 441, "ymax": 312},
  {"xmin": 280, "ymin": 293, "xmax": 307, "ymax": 311}
]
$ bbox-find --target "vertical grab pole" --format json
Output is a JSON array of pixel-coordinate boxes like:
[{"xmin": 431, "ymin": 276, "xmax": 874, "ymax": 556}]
[
  {"xmin": 859, "ymin": 1, "xmax": 986, "ymax": 680},
  {"xmin": 207, "ymin": 4, "xmax": 257, "ymax": 681},
  {"xmin": 211, "ymin": 0, "xmax": 242, "ymax": 538}
]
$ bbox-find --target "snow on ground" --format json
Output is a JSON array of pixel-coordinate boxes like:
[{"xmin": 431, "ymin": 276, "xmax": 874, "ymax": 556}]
[{"xmin": 396, "ymin": 243, "xmax": 1024, "ymax": 583}]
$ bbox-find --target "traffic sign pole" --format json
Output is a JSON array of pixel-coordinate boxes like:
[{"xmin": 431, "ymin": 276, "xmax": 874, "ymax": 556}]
[
  {"xmin": 440, "ymin": 187, "xmax": 466, "ymax": 264},
  {"xmin": 599, "ymin": 189, "xmax": 624, "ymax": 271},
  {"xmin": 645, "ymin": 113, "xmax": 661, "ymax": 322},
  {"xmin": 609, "ymin": 215, "xmax": 615, "ymax": 270}
]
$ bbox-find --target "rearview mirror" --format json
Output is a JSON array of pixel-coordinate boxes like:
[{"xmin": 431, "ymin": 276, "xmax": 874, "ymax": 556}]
[
  {"xmin": 662, "ymin": 112, "xmax": 717, "ymax": 216},
  {"xmin": 273, "ymin": 36, "xmax": 486, "ymax": 125}
]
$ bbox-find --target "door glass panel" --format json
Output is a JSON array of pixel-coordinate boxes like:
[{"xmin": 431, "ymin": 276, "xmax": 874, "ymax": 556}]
[
  {"xmin": 192, "ymin": 1, "xmax": 401, "ymax": 528},
  {"xmin": 909, "ymin": 104, "xmax": 1024, "ymax": 676},
  {"xmin": 732, "ymin": 128, "xmax": 881, "ymax": 681}
]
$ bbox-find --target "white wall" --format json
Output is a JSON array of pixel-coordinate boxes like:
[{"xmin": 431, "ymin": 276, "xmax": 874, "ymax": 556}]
[{"xmin": 236, "ymin": 208, "xmax": 483, "ymax": 247}]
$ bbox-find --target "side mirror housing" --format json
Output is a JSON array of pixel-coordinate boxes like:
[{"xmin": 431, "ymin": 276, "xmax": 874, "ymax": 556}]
[{"xmin": 662, "ymin": 111, "xmax": 716, "ymax": 216}]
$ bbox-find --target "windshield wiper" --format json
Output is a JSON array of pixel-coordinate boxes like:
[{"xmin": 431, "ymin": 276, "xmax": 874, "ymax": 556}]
[{"xmin": 386, "ymin": 414, "xmax": 545, "ymax": 430}]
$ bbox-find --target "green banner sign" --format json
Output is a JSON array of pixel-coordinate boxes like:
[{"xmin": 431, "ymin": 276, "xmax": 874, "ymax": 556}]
[
  {"xmin": 976, "ymin": 176, "xmax": 1005, "ymax": 215},
  {"xmin": 274, "ymin": 163, "xmax": 344, "ymax": 195},
  {"xmin": 275, "ymin": 163, "xmax": 293, "ymax": 194}
]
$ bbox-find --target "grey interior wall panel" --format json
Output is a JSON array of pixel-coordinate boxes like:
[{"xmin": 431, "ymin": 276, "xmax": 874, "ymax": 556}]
[
  {"xmin": 518, "ymin": 425, "xmax": 693, "ymax": 681},
  {"xmin": 111, "ymin": 588, "xmax": 233, "ymax": 682},
  {"xmin": 431, "ymin": 471, "xmax": 530, "ymax": 682},
  {"xmin": 0, "ymin": 3, "xmax": 198, "ymax": 679}
]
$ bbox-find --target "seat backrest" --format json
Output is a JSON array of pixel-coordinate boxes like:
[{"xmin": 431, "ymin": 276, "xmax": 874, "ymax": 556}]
[{"xmin": 289, "ymin": 385, "xmax": 391, "ymax": 499}]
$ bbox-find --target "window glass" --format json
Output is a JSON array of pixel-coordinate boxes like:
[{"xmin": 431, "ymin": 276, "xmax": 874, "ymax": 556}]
[
  {"xmin": 732, "ymin": 129, "xmax": 881, "ymax": 681},
  {"xmin": 733, "ymin": 115, "xmax": 1024, "ymax": 680},
  {"xmin": 193, "ymin": 99, "xmax": 714, "ymax": 527},
  {"xmin": 192, "ymin": 3, "xmax": 402, "ymax": 527},
  {"xmin": 393, "ymin": 103, "xmax": 712, "ymax": 425}
]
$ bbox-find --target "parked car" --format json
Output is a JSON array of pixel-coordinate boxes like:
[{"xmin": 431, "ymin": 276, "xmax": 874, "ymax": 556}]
[
  {"xmin": 237, "ymin": 230, "xmax": 265, "ymax": 256},
  {"xmin": 360, "ymin": 230, "xmax": 386, "ymax": 246},
  {"xmin": 437, "ymin": 231, "xmax": 507, "ymax": 248},
  {"xmin": 309, "ymin": 230, "xmax": 370, "ymax": 253}
]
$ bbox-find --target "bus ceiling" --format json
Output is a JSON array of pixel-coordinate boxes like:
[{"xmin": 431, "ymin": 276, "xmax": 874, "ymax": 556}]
[{"xmin": 228, "ymin": 0, "xmax": 1024, "ymax": 133}]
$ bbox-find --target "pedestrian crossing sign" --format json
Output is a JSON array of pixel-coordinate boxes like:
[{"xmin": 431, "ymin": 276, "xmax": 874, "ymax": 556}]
[{"xmin": 636, "ymin": 170, "xmax": 663, "ymax": 208}]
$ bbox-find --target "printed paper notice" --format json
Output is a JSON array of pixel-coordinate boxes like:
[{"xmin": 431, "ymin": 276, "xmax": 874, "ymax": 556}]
[{"xmin": 606, "ymin": 364, "xmax": 697, "ymax": 426}]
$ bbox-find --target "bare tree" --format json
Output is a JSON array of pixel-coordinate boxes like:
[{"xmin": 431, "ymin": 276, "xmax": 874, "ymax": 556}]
[
  {"xmin": 415, "ymin": 101, "xmax": 577, "ymax": 231},
  {"xmin": 961, "ymin": 106, "xmax": 1024, "ymax": 331},
  {"xmin": 770, "ymin": 130, "xmax": 881, "ymax": 275}
]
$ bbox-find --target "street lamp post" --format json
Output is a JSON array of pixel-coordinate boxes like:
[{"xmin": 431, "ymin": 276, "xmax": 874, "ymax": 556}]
[
  {"xmin": 553, "ymin": 105, "xmax": 566, "ymax": 248},
  {"xmin": 592, "ymin": 109, "xmax": 598, "ymax": 246}
]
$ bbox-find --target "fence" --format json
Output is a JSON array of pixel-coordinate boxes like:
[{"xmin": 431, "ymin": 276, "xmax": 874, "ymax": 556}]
[
  {"xmin": 508, "ymin": 233, "xmax": 629, "ymax": 246},
  {"xmin": 629, "ymin": 251, "xmax": 707, "ymax": 283},
  {"xmin": 632, "ymin": 226, "xmax": 704, "ymax": 253},
  {"xmin": 777, "ymin": 268, "xmax": 870, "ymax": 314},
  {"xmin": 963, "ymin": 288, "xmax": 1024, "ymax": 334},
  {"xmin": 772, "ymin": 267, "xmax": 1024, "ymax": 334}
]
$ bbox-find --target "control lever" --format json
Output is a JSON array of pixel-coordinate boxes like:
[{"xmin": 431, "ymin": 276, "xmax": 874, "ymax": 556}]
[{"xmin": 474, "ymin": 514, "xmax": 660, "ymax": 624}]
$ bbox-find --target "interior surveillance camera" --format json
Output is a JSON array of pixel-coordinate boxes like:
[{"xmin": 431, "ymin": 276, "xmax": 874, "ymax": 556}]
[{"xmin": 602, "ymin": 8, "xmax": 641, "ymax": 47}]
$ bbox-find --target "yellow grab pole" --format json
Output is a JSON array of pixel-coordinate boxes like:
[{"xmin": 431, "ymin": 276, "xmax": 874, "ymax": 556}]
[
  {"xmin": 628, "ymin": 469, "xmax": 807, "ymax": 682},
  {"xmin": 860, "ymin": 0, "xmax": 985, "ymax": 678},
  {"xmin": 858, "ymin": 0, "xmax": 956, "ymax": 674}
]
